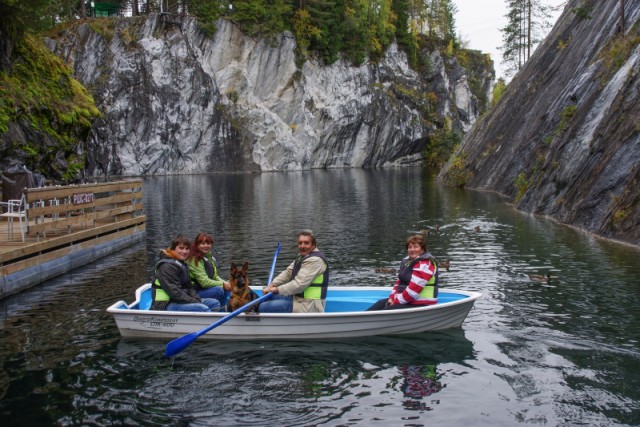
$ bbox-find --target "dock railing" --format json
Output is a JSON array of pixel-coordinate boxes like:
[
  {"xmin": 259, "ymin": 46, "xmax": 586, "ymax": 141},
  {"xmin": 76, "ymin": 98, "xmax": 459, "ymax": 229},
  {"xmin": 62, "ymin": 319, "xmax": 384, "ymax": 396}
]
[
  {"xmin": 0, "ymin": 179, "xmax": 146, "ymax": 278},
  {"xmin": 24, "ymin": 179, "xmax": 144, "ymax": 240}
]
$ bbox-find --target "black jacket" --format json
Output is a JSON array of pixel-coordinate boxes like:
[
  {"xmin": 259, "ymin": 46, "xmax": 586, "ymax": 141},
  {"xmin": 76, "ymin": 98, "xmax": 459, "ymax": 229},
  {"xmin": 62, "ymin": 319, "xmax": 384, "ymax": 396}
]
[{"xmin": 151, "ymin": 251, "xmax": 200, "ymax": 310}]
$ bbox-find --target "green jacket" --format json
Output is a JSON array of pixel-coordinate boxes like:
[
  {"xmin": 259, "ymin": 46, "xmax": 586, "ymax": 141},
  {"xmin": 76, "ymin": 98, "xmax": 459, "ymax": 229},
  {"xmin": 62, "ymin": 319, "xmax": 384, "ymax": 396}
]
[{"xmin": 187, "ymin": 252, "xmax": 225, "ymax": 290}]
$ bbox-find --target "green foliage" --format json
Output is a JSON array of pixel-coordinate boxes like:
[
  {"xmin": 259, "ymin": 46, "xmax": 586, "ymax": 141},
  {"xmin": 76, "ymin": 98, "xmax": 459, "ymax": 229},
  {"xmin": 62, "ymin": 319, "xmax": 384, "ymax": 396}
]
[
  {"xmin": 62, "ymin": 157, "xmax": 85, "ymax": 183},
  {"xmin": 491, "ymin": 78, "xmax": 507, "ymax": 107},
  {"xmin": 87, "ymin": 19, "xmax": 117, "ymax": 42},
  {"xmin": 455, "ymin": 48, "xmax": 492, "ymax": 108},
  {"xmin": 189, "ymin": 1, "xmax": 224, "ymax": 36},
  {"xmin": 608, "ymin": 189, "xmax": 635, "ymax": 230},
  {"xmin": 226, "ymin": 89, "xmax": 239, "ymax": 103},
  {"xmin": 570, "ymin": 6, "xmax": 592, "ymax": 20},
  {"xmin": 20, "ymin": 142, "xmax": 38, "ymax": 160},
  {"xmin": 559, "ymin": 104, "xmax": 576, "ymax": 131},
  {"xmin": 514, "ymin": 172, "xmax": 529, "ymax": 202},
  {"xmin": 230, "ymin": 0, "xmax": 292, "ymax": 37},
  {"xmin": 556, "ymin": 37, "xmax": 570, "ymax": 50},
  {"xmin": 612, "ymin": 208, "xmax": 629, "ymax": 228},
  {"xmin": 423, "ymin": 125, "xmax": 461, "ymax": 170},
  {"xmin": 392, "ymin": 0, "xmax": 417, "ymax": 67},
  {"xmin": 306, "ymin": 0, "xmax": 346, "ymax": 64},
  {"xmin": 0, "ymin": 33, "xmax": 100, "ymax": 180},
  {"xmin": 292, "ymin": 8, "xmax": 322, "ymax": 55},
  {"xmin": 598, "ymin": 29, "xmax": 640, "ymax": 84},
  {"xmin": 442, "ymin": 150, "xmax": 472, "ymax": 187},
  {"xmin": 499, "ymin": 0, "xmax": 553, "ymax": 77},
  {"xmin": 185, "ymin": 0, "xmax": 459, "ymax": 69},
  {"xmin": 366, "ymin": 0, "xmax": 396, "ymax": 60},
  {"xmin": 6, "ymin": 0, "xmax": 466, "ymax": 74},
  {"xmin": 340, "ymin": 1, "xmax": 367, "ymax": 65},
  {"xmin": 541, "ymin": 103, "xmax": 577, "ymax": 146},
  {"xmin": 0, "ymin": 0, "xmax": 62, "ymax": 37}
]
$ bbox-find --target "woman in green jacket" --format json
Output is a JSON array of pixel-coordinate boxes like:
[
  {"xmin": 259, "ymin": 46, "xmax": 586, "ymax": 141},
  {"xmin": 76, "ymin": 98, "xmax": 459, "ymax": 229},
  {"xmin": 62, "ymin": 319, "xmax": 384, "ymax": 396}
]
[{"xmin": 187, "ymin": 232, "xmax": 231, "ymax": 308}]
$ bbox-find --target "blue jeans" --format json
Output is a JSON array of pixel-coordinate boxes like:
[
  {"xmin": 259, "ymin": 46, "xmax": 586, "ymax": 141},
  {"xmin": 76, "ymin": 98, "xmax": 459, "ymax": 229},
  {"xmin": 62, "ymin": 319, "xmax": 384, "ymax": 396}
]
[
  {"xmin": 166, "ymin": 298, "xmax": 220, "ymax": 312},
  {"xmin": 258, "ymin": 294, "xmax": 293, "ymax": 313},
  {"xmin": 197, "ymin": 287, "xmax": 230, "ymax": 307}
]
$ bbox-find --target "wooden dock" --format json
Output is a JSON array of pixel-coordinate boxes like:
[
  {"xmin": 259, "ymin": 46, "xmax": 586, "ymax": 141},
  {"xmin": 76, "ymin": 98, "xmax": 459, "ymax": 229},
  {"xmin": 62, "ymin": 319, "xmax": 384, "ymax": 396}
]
[{"xmin": 0, "ymin": 179, "xmax": 146, "ymax": 298}]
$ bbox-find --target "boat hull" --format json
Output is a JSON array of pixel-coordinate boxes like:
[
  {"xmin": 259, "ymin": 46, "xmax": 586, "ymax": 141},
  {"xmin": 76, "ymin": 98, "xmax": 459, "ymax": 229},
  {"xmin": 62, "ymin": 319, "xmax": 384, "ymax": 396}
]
[{"xmin": 107, "ymin": 285, "xmax": 481, "ymax": 340}]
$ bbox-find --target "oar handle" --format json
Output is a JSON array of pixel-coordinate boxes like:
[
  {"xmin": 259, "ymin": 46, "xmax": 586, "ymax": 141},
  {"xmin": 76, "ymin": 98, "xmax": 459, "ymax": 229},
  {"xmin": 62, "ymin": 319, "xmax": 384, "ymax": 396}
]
[{"xmin": 267, "ymin": 242, "xmax": 281, "ymax": 285}]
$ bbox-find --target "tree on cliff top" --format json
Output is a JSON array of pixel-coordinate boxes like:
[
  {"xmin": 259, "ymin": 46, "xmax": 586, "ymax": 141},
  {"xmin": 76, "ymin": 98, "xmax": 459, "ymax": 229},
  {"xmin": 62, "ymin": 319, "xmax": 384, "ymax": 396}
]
[{"xmin": 499, "ymin": 0, "xmax": 552, "ymax": 77}]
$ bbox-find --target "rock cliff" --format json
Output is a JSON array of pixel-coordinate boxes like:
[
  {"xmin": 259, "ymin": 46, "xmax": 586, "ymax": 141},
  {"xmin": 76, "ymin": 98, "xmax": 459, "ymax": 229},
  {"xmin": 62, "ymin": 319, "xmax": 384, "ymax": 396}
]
[
  {"xmin": 438, "ymin": 0, "xmax": 639, "ymax": 246},
  {"xmin": 45, "ymin": 15, "xmax": 492, "ymax": 175}
]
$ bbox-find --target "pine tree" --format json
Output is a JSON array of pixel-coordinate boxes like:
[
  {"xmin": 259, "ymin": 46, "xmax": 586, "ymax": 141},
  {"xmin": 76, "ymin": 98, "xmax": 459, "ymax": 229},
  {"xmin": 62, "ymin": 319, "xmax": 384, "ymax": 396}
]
[
  {"xmin": 499, "ymin": 0, "xmax": 552, "ymax": 77},
  {"xmin": 303, "ymin": 0, "xmax": 344, "ymax": 64},
  {"xmin": 392, "ymin": 0, "xmax": 418, "ymax": 66},
  {"xmin": 229, "ymin": 0, "xmax": 292, "ymax": 36}
]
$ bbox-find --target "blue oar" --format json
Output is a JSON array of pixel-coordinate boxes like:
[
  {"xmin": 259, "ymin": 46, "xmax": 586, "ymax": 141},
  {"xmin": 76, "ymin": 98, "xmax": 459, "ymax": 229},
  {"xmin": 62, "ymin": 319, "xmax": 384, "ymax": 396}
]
[{"xmin": 165, "ymin": 242, "xmax": 281, "ymax": 358}]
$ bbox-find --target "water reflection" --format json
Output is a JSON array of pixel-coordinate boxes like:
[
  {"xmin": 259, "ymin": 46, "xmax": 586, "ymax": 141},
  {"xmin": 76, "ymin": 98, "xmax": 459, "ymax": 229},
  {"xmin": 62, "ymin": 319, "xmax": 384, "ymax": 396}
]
[
  {"xmin": 108, "ymin": 330, "xmax": 474, "ymax": 425},
  {"xmin": 399, "ymin": 365, "xmax": 442, "ymax": 410}
]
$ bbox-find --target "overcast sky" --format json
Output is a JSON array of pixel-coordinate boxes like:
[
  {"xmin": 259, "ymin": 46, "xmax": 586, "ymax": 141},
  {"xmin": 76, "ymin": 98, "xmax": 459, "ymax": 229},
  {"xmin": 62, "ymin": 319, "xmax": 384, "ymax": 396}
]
[{"xmin": 454, "ymin": 0, "xmax": 564, "ymax": 81}]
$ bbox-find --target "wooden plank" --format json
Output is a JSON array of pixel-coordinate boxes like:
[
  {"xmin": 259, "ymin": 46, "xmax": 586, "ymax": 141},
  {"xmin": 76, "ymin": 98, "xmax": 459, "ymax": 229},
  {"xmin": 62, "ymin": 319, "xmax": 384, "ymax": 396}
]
[
  {"xmin": 0, "ymin": 226, "xmax": 145, "ymax": 275},
  {"xmin": 25, "ymin": 180, "xmax": 143, "ymax": 202},
  {"xmin": 28, "ymin": 193, "xmax": 143, "ymax": 219},
  {"xmin": 98, "ymin": 191, "xmax": 144, "ymax": 205},
  {"xmin": 25, "ymin": 180, "xmax": 142, "ymax": 200},
  {"xmin": 0, "ymin": 216, "xmax": 146, "ymax": 263},
  {"xmin": 28, "ymin": 203, "xmax": 144, "ymax": 234}
]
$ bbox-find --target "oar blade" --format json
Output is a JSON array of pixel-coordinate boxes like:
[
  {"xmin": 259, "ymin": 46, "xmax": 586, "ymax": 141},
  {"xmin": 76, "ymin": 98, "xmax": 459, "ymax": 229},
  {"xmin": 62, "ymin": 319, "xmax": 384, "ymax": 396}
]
[{"xmin": 165, "ymin": 332, "xmax": 199, "ymax": 358}]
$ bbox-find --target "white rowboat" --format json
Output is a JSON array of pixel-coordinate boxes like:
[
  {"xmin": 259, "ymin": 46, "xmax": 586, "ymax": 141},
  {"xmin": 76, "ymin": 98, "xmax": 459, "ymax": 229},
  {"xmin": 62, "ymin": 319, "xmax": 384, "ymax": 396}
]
[{"xmin": 107, "ymin": 284, "xmax": 481, "ymax": 340}]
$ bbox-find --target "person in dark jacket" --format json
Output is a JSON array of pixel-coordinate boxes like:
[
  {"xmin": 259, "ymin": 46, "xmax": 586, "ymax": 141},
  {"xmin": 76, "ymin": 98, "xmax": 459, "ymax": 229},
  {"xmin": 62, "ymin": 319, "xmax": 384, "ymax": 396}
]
[{"xmin": 151, "ymin": 235, "xmax": 221, "ymax": 312}]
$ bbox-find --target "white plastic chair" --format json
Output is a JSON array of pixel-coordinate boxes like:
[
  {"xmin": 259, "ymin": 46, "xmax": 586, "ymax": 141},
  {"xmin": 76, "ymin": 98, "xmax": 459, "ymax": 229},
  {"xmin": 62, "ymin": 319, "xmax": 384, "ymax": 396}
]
[{"xmin": 0, "ymin": 194, "xmax": 27, "ymax": 242}]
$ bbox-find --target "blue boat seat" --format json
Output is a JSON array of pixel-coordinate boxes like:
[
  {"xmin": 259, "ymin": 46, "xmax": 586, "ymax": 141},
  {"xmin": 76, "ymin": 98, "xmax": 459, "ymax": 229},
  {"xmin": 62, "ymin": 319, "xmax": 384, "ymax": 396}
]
[
  {"xmin": 325, "ymin": 299, "xmax": 374, "ymax": 312},
  {"xmin": 242, "ymin": 289, "xmax": 468, "ymax": 313},
  {"xmin": 437, "ymin": 293, "xmax": 467, "ymax": 303},
  {"xmin": 138, "ymin": 288, "xmax": 153, "ymax": 310}
]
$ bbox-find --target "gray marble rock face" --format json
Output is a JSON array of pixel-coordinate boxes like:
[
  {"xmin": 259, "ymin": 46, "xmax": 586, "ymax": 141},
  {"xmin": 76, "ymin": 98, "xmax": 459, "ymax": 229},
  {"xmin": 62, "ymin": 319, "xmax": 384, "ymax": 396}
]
[
  {"xmin": 438, "ymin": 0, "xmax": 640, "ymax": 245},
  {"xmin": 46, "ymin": 15, "xmax": 491, "ymax": 176}
]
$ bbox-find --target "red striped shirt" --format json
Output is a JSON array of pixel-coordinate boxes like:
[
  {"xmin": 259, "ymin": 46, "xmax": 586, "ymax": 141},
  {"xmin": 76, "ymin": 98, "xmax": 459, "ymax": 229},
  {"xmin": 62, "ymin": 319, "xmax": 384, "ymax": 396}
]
[{"xmin": 389, "ymin": 259, "xmax": 437, "ymax": 305}]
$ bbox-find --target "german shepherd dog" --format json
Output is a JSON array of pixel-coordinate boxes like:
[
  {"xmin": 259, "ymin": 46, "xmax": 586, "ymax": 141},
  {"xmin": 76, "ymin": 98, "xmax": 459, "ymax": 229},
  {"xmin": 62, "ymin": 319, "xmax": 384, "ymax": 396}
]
[{"xmin": 227, "ymin": 262, "xmax": 259, "ymax": 312}]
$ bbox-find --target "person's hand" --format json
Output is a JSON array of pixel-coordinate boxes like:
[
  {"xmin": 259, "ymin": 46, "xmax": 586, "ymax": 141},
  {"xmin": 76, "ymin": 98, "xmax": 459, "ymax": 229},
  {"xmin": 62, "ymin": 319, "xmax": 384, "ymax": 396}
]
[
  {"xmin": 263, "ymin": 284, "xmax": 278, "ymax": 294},
  {"xmin": 223, "ymin": 281, "xmax": 231, "ymax": 291}
]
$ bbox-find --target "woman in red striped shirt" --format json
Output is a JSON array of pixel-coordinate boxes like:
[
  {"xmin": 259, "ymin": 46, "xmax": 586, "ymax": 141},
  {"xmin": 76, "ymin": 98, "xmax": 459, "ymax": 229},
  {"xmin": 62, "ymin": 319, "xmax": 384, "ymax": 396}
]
[{"xmin": 367, "ymin": 235, "xmax": 438, "ymax": 310}]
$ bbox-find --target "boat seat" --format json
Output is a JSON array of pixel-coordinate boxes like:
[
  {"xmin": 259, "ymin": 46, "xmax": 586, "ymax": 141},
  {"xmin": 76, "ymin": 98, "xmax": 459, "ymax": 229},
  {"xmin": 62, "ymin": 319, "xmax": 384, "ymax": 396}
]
[
  {"xmin": 326, "ymin": 299, "xmax": 374, "ymax": 312},
  {"xmin": 325, "ymin": 292, "xmax": 468, "ymax": 312},
  {"xmin": 138, "ymin": 288, "xmax": 153, "ymax": 310},
  {"xmin": 437, "ymin": 293, "xmax": 467, "ymax": 303}
]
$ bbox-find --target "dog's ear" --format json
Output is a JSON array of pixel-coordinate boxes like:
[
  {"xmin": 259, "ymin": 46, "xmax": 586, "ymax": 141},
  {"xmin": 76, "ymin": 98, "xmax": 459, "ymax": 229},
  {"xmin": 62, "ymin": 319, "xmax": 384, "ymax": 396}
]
[
  {"xmin": 241, "ymin": 262, "xmax": 249, "ymax": 273},
  {"xmin": 230, "ymin": 263, "xmax": 237, "ymax": 275}
]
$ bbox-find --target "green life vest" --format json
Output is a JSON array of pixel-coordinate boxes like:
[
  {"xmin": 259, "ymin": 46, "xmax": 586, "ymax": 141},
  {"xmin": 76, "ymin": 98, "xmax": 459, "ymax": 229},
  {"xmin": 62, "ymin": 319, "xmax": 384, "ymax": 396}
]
[
  {"xmin": 397, "ymin": 252, "xmax": 438, "ymax": 299},
  {"xmin": 292, "ymin": 251, "xmax": 329, "ymax": 300},
  {"xmin": 152, "ymin": 258, "xmax": 189, "ymax": 302}
]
